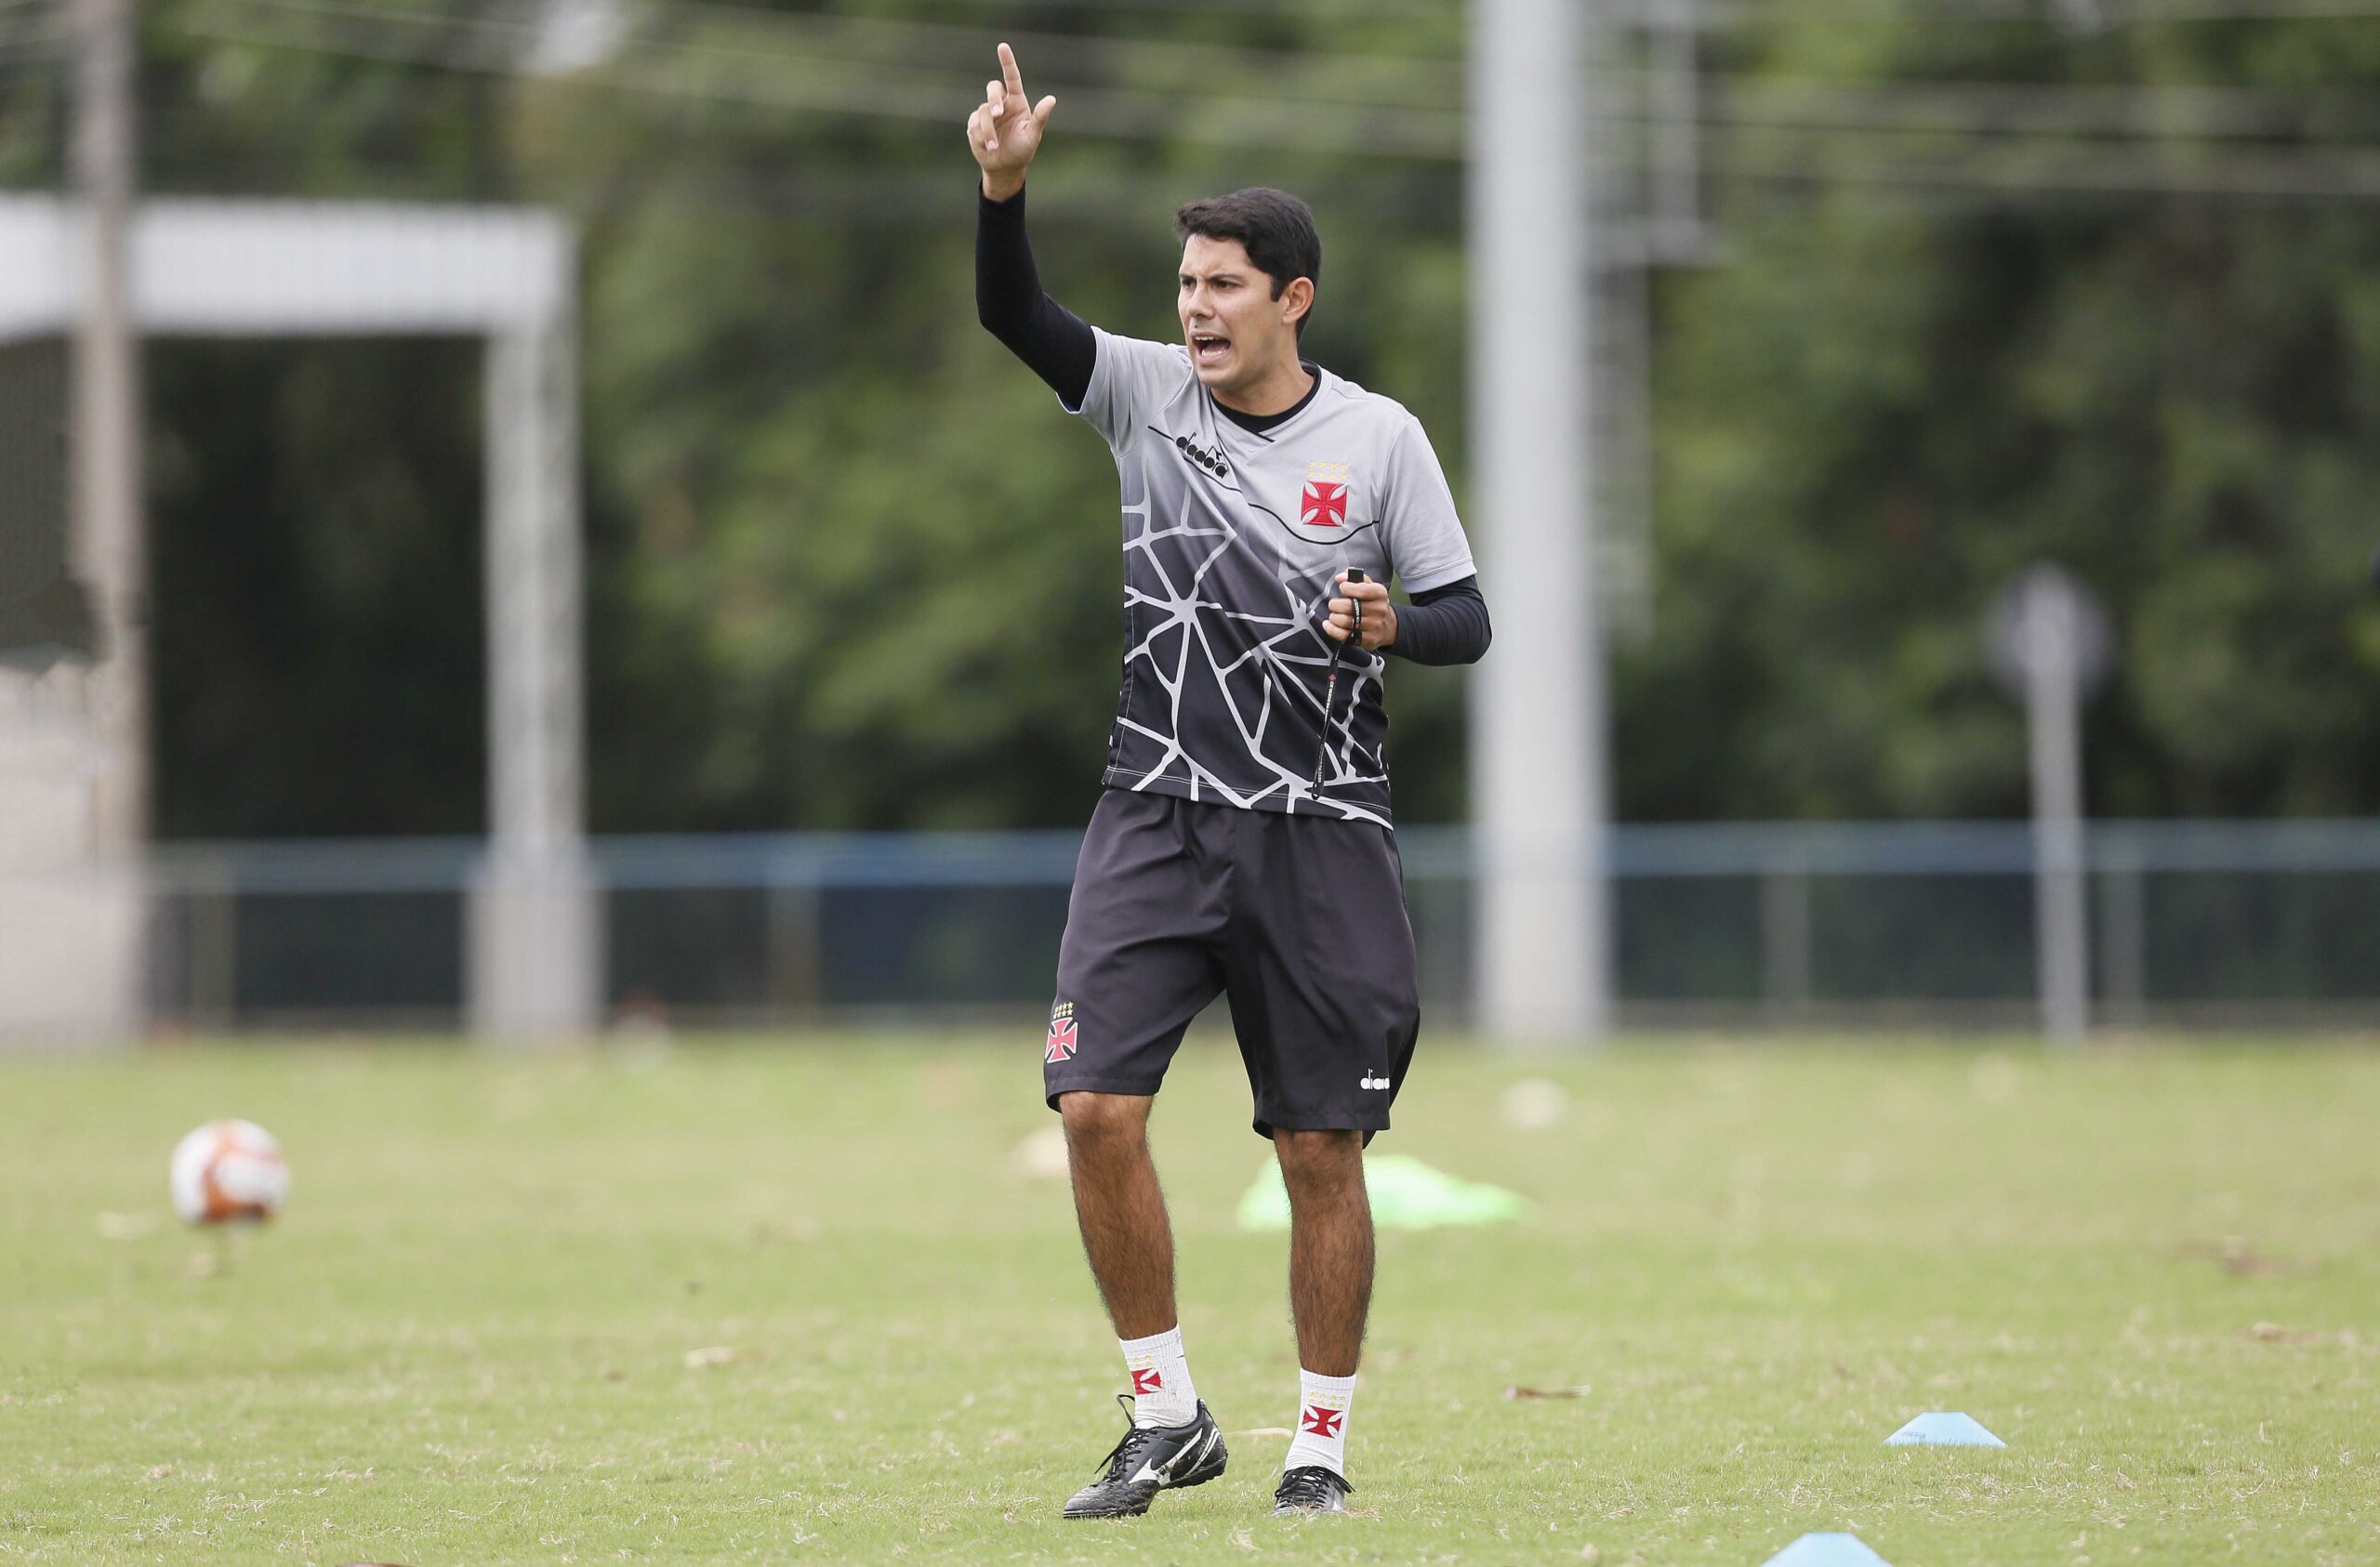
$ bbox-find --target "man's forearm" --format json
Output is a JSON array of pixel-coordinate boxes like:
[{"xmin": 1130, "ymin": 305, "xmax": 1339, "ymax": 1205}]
[
  {"xmin": 1385, "ymin": 576, "xmax": 1491, "ymax": 665},
  {"xmin": 975, "ymin": 183, "xmax": 1097, "ymax": 406}
]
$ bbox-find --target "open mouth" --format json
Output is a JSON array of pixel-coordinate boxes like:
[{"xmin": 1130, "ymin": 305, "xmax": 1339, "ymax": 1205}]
[{"xmin": 1191, "ymin": 332, "xmax": 1231, "ymax": 366}]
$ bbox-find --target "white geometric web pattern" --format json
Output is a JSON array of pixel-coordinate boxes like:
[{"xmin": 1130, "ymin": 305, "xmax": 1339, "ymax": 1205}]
[{"xmin": 1104, "ymin": 459, "xmax": 1393, "ymax": 826}]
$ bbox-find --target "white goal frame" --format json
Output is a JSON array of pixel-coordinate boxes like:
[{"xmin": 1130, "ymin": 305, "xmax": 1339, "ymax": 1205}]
[{"xmin": 0, "ymin": 195, "xmax": 595, "ymax": 1040}]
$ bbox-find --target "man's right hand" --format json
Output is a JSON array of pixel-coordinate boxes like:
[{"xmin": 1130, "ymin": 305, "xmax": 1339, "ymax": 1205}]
[{"xmin": 967, "ymin": 42, "xmax": 1055, "ymax": 202}]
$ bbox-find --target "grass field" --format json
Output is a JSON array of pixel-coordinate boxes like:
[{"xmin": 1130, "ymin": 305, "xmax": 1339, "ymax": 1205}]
[{"xmin": 4, "ymin": 1034, "xmax": 2377, "ymax": 1566}]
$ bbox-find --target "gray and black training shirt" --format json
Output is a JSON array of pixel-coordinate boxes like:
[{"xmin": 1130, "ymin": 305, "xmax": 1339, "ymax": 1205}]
[{"xmin": 977, "ymin": 187, "xmax": 1489, "ymax": 827}]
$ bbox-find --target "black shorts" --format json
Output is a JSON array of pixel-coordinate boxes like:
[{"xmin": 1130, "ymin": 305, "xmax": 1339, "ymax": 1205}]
[{"xmin": 1042, "ymin": 788, "xmax": 1421, "ymax": 1140}]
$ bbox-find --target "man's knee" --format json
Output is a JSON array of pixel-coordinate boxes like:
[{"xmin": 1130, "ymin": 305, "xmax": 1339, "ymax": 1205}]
[
  {"xmin": 1274, "ymin": 1127, "xmax": 1363, "ymax": 1190},
  {"xmin": 1058, "ymin": 1090, "xmax": 1152, "ymax": 1154}
]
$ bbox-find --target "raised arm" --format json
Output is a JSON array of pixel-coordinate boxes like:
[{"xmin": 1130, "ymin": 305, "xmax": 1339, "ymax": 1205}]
[{"xmin": 968, "ymin": 43, "xmax": 1095, "ymax": 405}]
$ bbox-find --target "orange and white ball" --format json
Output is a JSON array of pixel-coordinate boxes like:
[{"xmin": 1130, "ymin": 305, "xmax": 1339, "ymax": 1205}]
[{"xmin": 168, "ymin": 1119, "xmax": 290, "ymax": 1224}]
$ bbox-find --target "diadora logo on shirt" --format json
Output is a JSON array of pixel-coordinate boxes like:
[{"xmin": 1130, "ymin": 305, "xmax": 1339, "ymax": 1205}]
[
  {"xmin": 1046, "ymin": 1001, "xmax": 1078, "ymax": 1064},
  {"xmin": 1358, "ymin": 1073, "xmax": 1390, "ymax": 1091},
  {"xmin": 1170, "ymin": 432, "xmax": 1229, "ymax": 479},
  {"xmin": 1302, "ymin": 460, "xmax": 1353, "ymax": 528}
]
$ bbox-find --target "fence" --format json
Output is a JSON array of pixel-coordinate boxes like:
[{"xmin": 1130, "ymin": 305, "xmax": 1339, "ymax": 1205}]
[{"xmin": 132, "ymin": 819, "xmax": 2380, "ymax": 1034}]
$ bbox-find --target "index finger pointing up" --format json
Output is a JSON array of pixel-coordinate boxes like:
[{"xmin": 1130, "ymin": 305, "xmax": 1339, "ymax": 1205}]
[{"xmin": 998, "ymin": 41, "xmax": 1026, "ymax": 100}]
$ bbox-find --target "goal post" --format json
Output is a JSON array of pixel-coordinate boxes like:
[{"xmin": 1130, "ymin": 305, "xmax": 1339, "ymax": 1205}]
[{"xmin": 0, "ymin": 195, "xmax": 598, "ymax": 1042}]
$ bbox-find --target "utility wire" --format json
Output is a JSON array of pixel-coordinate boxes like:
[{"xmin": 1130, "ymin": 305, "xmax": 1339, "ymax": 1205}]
[
  {"xmin": 708, "ymin": 0, "xmax": 1463, "ymax": 19},
  {"xmin": 146, "ymin": 0, "xmax": 2380, "ymax": 192},
  {"xmin": 170, "ymin": 0, "xmax": 2380, "ymax": 133},
  {"xmin": 1712, "ymin": 78, "xmax": 2377, "ymax": 140},
  {"xmin": 1991, "ymin": 0, "xmax": 2380, "ymax": 17},
  {"xmin": 186, "ymin": 0, "xmax": 1467, "ymax": 82},
  {"xmin": 162, "ymin": 5, "xmax": 2380, "ymax": 150},
  {"xmin": 205, "ymin": 0, "xmax": 2380, "ymax": 108},
  {"xmin": 1805, "ymin": 0, "xmax": 2380, "ymax": 19},
  {"xmin": 0, "ymin": 7, "xmax": 64, "ymax": 49},
  {"xmin": 165, "ymin": 8, "xmax": 1470, "ymax": 158},
  {"xmin": 752, "ymin": 0, "xmax": 2380, "ymax": 20},
  {"xmin": 1712, "ymin": 135, "xmax": 2380, "ymax": 199}
]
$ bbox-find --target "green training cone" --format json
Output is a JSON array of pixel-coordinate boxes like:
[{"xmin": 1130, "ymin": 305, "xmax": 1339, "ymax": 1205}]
[{"xmin": 1235, "ymin": 1153, "xmax": 1530, "ymax": 1231}]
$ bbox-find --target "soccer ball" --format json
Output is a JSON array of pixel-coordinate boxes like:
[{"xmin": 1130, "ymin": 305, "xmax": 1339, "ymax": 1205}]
[{"xmin": 169, "ymin": 1119, "xmax": 291, "ymax": 1224}]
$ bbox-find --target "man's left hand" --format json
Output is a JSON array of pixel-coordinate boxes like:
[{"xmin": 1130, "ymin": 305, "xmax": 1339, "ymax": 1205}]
[{"xmin": 1324, "ymin": 573, "xmax": 1395, "ymax": 652}]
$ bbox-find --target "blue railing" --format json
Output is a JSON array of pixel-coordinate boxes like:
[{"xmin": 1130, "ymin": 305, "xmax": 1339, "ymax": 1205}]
[{"xmin": 137, "ymin": 820, "xmax": 2380, "ymax": 1029}]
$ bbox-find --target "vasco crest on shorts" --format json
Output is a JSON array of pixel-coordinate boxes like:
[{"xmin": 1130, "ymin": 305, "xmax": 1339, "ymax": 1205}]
[{"xmin": 1045, "ymin": 1000, "xmax": 1078, "ymax": 1064}]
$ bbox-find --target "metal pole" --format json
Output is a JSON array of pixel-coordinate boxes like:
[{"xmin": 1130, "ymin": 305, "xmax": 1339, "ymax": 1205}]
[
  {"xmin": 2025, "ymin": 580, "xmax": 2090, "ymax": 1043},
  {"xmin": 1760, "ymin": 864, "xmax": 1812, "ymax": 1024},
  {"xmin": 1469, "ymin": 0, "xmax": 1607, "ymax": 1045},
  {"xmin": 71, "ymin": 0, "xmax": 141, "ymax": 850},
  {"xmin": 69, "ymin": 0, "xmax": 145, "ymax": 1038},
  {"xmin": 469, "ymin": 282, "xmax": 600, "ymax": 1041},
  {"xmin": 483, "ymin": 319, "xmax": 584, "ymax": 866},
  {"xmin": 764, "ymin": 874, "xmax": 822, "ymax": 1021},
  {"xmin": 192, "ymin": 877, "xmax": 238, "ymax": 1032},
  {"xmin": 2097, "ymin": 837, "xmax": 2145, "ymax": 1032}
]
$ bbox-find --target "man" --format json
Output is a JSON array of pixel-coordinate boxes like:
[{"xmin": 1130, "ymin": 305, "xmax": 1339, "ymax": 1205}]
[{"xmin": 967, "ymin": 42, "xmax": 1492, "ymax": 1521}]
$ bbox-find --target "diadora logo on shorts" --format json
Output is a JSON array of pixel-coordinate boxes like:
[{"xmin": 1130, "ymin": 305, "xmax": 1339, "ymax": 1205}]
[
  {"xmin": 1302, "ymin": 459, "xmax": 1352, "ymax": 529},
  {"xmin": 1358, "ymin": 1073, "xmax": 1390, "ymax": 1091},
  {"xmin": 1045, "ymin": 1001, "xmax": 1078, "ymax": 1064}
]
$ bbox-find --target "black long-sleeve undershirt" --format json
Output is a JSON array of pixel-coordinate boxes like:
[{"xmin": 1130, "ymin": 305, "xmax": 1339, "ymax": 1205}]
[
  {"xmin": 977, "ymin": 182, "xmax": 1489, "ymax": 667},
  {"xmin": 1389, "ymin": 576, "xmax": 1491, "ymax": 665},
  {"xmin": 976, "ymin": 185, "xmax": 1096, "ymax": 408}
]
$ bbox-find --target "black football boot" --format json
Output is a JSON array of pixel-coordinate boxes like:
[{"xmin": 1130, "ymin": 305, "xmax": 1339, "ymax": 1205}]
[
  {"xmin": 1061, "ymin": 1394, "xmax": 1229, "ymax": 1519},
  {"xmin": 1271, "ymin": 1465, "xmax": 1352, "ymax": 1516}
]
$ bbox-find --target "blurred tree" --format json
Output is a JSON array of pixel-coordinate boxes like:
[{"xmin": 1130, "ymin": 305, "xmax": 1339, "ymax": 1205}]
[
  {"xmin": 147, "ymin": 338, "xmax": 487, "ymax": 837},
  {"xmin": 1630, "ymin": 2, "xmax": 2380, "ymax": 821},
  {"xmin": 11, "ymin": 0, "xmax": 2375, "ymax": 836}
]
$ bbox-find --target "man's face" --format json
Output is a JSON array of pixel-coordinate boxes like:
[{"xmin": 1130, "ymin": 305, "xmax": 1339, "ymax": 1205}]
[{"xmin": 1178, "ymin": 234, "xmax": 1303, "ymax": 392}]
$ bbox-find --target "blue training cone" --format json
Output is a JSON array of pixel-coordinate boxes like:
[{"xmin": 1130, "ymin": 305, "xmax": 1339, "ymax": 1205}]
[
  {"xmin": 1762, "ymin": 1534, "xmax": 1896, "ymax": 1567},
  {"xmin": 1885, "ymin": 1411, "xmax": 2006, "ymax": 1447}
]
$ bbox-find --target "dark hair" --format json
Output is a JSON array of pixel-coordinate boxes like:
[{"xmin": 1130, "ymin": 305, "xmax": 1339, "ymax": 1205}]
[{"xmin": 1175, "ymin": 188, "xmax": 1322, "ymax": 340}]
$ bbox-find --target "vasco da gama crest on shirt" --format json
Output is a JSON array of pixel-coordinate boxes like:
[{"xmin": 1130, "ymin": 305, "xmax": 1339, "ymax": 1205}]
[{"xmin": 1300, "ymin": 459, "xmax": 1352, "ymax": 530}]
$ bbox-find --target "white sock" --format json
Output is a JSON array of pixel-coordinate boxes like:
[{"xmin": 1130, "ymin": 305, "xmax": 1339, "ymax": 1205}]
[
  {"xmin": 1118, "ymin": 1325, "xmax": 1199, "ymax": 1429},
  {"xmin": 1282, "ymin": 1368, "xmax": 1355, "ymax": 1477}
]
